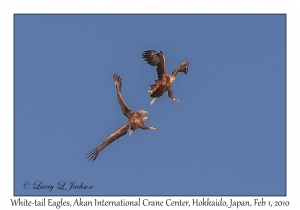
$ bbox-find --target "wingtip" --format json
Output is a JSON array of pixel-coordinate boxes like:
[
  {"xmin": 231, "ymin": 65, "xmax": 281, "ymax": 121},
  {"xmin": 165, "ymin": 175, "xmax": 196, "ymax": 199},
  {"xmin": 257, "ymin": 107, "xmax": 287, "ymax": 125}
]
[
  {"xmin": 113, "ymin": 73, "xmax": 119, "ymax": 79},
  {"xmin": 113, "ymin": 73, "xmax": 122, "ymax": 88}
]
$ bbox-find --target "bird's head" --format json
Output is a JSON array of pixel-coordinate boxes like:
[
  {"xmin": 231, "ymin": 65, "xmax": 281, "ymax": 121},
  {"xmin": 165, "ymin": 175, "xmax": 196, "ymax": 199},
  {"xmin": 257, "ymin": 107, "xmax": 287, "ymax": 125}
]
[
  {"xmin": 169, "ymin": 75, "xmax": 176, "ymax": 83},
  {"xmin": 136, "ymin": 110, "xmax": 148, "ymax": 116}
]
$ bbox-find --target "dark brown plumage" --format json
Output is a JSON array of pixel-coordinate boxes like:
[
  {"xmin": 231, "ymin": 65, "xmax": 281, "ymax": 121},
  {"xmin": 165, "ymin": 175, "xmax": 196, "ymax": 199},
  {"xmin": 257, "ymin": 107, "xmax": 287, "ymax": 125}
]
[
  {"xmin": 141, "ymin": 50, "xmax": 189, "ymax": 105},
  {"xmin": 86, "ymin": 74, "xmax": 156, "ymax": 161}
]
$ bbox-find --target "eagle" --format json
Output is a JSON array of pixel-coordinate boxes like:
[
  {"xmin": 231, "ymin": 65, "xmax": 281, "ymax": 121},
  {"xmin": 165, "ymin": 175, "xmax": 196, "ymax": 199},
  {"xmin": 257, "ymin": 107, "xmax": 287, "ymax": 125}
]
[
  {"xmin": 86, "ymin": 74, "xmax": 156, "ymax": 161},
  {"xmin": 141, "ymin": 50, "xmax": 189, "ymax": 105}
]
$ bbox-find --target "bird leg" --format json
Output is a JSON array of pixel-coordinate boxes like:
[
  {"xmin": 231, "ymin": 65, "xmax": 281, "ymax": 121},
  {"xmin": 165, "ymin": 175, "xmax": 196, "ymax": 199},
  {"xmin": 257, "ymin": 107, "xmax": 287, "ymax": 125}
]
[
  {"xmin": 150, "ymin": 98, "xmax": 157, "ymax": 105},
  {"xmin": 167, "ymin": 88, "xmax": 179, "ymax": 104},
  {"xmin": 138, "ymin": 124, "xmax": 156, "ymax": 130}
]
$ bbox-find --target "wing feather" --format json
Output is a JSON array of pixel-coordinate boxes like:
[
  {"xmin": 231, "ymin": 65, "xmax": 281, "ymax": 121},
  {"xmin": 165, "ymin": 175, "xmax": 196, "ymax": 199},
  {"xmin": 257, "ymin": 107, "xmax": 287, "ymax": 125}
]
[
  {"xmin": 113, "ymin": 74, "xmax": 131, "ymax": 117},
  {"xmin": 86, "ymin": 122, "xmax": 130, "ymax": 161},
  {"xmin": 171, "ymin": 60, "xmax": 189, "ymax": 77},
  {"xmin": 141, "ymin": 50, "xmax": 166, "ymax": 79}
]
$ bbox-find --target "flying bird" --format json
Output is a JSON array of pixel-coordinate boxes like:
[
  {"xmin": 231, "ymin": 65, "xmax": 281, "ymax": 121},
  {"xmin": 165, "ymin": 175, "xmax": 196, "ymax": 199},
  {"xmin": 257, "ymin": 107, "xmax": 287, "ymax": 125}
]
[
  {"xmin": 141, "ymin": 50, "xmax": 189, "ymax": 105},
  {"xmin": 86, "ymin": 74, "xmax": 156, "ymax": 161}
]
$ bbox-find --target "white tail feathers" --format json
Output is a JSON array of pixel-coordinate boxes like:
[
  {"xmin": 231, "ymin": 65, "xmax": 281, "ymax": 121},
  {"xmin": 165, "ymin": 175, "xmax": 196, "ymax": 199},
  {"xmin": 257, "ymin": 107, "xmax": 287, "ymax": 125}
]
[
  {"xmin": 129, "ymin": 129, "xmax": 133, "ymax": 136},
  {"xmin": 150, "ymin": 98, "xmax": 157, "ymax": 105},
  {"xmin": 113, "ymin": 74, "xmax": 122, "ymax": 91}
]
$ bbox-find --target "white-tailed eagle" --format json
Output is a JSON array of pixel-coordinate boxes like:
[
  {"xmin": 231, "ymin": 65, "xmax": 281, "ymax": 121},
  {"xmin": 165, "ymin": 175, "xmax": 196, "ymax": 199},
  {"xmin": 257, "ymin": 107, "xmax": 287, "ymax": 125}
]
[
  {"xmin": 86, "ymin": 74, "xmax": 156, "ymax": 161},
  {"xmin": 141, "ymin": 50, "xmax": 189, "ymax": 105}
]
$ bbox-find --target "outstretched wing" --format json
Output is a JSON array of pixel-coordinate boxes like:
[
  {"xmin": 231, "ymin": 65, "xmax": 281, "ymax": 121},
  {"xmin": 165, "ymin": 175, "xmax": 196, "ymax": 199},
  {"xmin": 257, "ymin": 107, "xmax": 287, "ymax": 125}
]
[
  {"xmin": 141, "ymin": 50, "xmax": 166, "ymax": 80},
  {"xmin": 172, "ymin": 60, "xmax": 189, "ymax": 77},
  {"xmin": 113, "ymin": 74, "xmax": 131, "ymax": 117},
  {"xmin": 86, "ymin": 122, "xmax": 130, "ymax": 161},
  {"xmin": 167, "ymin": 87, "xmax": 175, "ymax": 100}
]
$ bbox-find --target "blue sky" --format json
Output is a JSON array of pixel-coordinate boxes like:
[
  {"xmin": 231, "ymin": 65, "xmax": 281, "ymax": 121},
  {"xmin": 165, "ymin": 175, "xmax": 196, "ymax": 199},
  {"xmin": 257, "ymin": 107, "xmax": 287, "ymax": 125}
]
[{"xmin": 14, "ymin": 14, "xmax": 285, "ymax": 196}]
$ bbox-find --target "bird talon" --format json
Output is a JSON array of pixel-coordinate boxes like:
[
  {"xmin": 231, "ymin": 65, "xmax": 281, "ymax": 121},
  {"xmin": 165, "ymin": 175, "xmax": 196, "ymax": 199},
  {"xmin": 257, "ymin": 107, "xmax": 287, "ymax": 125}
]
[{"xmin": 172, "ymin": 99, "xmax": 180, "ymax": 104}]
